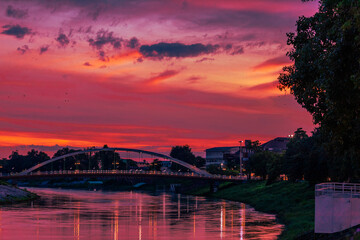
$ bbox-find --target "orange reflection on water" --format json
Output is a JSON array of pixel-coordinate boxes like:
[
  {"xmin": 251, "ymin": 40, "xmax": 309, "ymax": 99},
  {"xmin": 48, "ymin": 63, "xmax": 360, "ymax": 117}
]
[
  {"xmin": 240, "ymin": 203, "xmax": 246, "ymax": 240},
  {"xmin": 0, "ymin": 188, "xmax": 283, "ymax": 240},
  {"xmin": 73, "ymin": 202, "xmax": 80, "ymax": 240}
]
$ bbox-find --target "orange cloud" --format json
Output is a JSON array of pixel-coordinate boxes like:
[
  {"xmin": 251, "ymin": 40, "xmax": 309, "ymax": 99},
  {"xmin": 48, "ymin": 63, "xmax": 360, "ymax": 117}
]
[{"xmin": 252, "ymin": 56, "xmax": 292, "ymax": 72}]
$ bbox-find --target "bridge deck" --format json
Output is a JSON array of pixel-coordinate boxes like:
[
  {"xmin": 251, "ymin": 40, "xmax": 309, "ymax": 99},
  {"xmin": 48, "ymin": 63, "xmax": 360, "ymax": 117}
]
[{"xmin": 0, "ymin": 170, "xmax": 247, "ymax": 182}]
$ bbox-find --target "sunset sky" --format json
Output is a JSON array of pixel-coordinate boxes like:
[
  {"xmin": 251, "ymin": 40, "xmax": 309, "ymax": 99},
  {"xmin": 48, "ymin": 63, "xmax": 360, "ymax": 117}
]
[{"xmin": 0, "ymin": 0, "xmax": 319, "ymax": 157}]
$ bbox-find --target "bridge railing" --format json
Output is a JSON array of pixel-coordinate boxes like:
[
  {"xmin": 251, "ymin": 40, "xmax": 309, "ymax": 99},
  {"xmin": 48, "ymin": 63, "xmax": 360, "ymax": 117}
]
[{"xmin": 23, "ymin": 170, "xmax": 249, "ymax": 180}]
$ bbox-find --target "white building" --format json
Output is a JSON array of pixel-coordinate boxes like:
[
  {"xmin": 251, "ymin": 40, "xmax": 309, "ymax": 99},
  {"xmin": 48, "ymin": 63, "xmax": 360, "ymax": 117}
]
[{"xmin": 205, "ymin": 147, "xmax": 239, "ymax": 166}]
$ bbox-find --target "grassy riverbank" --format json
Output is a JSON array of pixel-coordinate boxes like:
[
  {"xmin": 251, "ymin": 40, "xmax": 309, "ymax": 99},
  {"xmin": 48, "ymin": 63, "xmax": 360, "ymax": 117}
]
[
  {"xmin": 186, "ymin": 181, "xmax": 314, "ymax": 240},
  {"xmin": 0, "ymin": 181, "xmax": 39, "ymax": 204}
]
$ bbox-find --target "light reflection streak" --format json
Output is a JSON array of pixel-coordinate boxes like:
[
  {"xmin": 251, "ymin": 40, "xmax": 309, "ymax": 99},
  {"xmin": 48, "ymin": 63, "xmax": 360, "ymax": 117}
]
[
  {"xmin": 220, "ymin": 201, "xmax": 227, "ymax": 239},
  {"xmin": 220, "ymin": 205, "xmax": 223, "ymax": 239},
  {"xmin": 193, "ymin": 210, "xmax": 196, "ymax": 238},
  {"xmin": 113, "ymin": 201, "xmax": 119, "ymax": 240},
  {"xmin": 139, "ymin": 197, "xmax": 142, "ymax": 240},
  {"xmin": 240, "ymin": 203, "xmax": 245, "ymax": 240},
  {"xmin": 73, "ymin": 202, "xmax": 80, "ymax": 240}
]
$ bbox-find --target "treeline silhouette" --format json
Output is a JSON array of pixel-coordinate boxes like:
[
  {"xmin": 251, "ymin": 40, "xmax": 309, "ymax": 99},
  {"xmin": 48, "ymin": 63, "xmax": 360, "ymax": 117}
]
[
  {"xmin": 0, "ymin": 145, "xmax": 138, "ymax": 173},
  {"xmin": 245, "ymin": 128, "xmax": 331, "ymax": 185}
]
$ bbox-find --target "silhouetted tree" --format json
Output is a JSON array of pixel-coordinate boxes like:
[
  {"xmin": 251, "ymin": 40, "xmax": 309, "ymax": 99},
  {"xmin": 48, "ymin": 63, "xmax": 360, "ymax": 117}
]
[
  {"xmin": 194, "ymin": 156, "xmax": 206, "ymax": 168},
  {"xmin": 279, "ymin": 0, "xmax": 360, "ymax": 181},
  {"xmin": 149, "ymin": 159, "xmax": 162, "ymax": 171},
  {"xmin": 170, "ymin": 145, "xmax": 196, "ymax": 172}
]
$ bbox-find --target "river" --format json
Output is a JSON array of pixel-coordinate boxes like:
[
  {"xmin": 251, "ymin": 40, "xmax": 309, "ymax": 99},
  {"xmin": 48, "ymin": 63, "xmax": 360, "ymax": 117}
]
[{"xmin": 0, "ymin": 188, "xmax": 283, "ymax": 239}]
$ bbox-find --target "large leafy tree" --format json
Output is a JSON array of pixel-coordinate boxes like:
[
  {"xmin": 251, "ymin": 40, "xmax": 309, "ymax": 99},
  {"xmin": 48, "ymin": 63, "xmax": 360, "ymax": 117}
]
[
  {"xmin": 170, "ymin": 145, "xmax": 196, "ymax": 171},
  {"xmin": 279, "ymin": 0, "xmax": 360, "ymax": 180}
]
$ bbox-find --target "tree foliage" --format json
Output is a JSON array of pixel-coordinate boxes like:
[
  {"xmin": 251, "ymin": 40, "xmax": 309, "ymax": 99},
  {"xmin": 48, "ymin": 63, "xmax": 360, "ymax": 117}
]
[
  {"xmin": 246, "ymin": 150, "xmax": 283, "ymax": 183},
  {"xmin": 279, "ymin": 0, "xmax": 360, "ymax": 180},
  {"xmin": 170, "ymin": 145, "xmax": 196, "ymax": 171}
]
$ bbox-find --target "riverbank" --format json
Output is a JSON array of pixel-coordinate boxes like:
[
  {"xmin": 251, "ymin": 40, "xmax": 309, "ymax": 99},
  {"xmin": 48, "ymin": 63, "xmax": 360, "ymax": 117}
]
[
  {"xmin": 185, "ymin": 181, "xmax": 314, "ymax": 240},
  {"xmin": 0, "ymin": 181, "xmax": 39, "ymax": 204}
]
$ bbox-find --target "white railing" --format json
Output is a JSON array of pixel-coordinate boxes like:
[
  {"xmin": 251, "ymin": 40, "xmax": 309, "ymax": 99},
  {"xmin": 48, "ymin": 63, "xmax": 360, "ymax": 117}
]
[{"xmin": 315, "ymin": 182, "xmax": 360, "ymax": 198}]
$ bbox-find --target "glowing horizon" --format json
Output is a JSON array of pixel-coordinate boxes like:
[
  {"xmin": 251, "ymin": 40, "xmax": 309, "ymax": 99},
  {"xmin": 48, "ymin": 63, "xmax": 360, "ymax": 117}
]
[{"xmin": 0, "ymin": 0, "xmax": 318, "ymax": 158}]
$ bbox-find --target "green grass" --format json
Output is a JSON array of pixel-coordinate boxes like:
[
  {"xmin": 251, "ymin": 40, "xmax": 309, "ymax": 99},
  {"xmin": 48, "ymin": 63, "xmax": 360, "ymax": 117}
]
[{"xmin": 186, "ymin": 181, "xmax": 314, "ymax": 240}]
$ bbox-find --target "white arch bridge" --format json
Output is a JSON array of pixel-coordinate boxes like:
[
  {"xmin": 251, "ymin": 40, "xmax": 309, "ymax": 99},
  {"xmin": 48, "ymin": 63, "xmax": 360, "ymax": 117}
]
[{"xmin": 19, "ymin": 147, "xmax": 211, "ymax": 177}]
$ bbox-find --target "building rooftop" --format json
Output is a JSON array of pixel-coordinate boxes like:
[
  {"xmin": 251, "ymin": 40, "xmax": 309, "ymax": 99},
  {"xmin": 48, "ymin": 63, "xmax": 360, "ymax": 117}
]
[
  {"xmin": 261, "ymin": 137, "xmax": 289, "ymax": 152},
  {"xmin": 205, "ymin": 146, "xmax": 239, "ymax": 152}
]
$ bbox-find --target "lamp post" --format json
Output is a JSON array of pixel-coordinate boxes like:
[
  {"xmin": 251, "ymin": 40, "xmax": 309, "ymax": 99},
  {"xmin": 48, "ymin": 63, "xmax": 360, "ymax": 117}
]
[{"xmin": 239, "ymin": 140, "xmax": 243, "ymax": 176}]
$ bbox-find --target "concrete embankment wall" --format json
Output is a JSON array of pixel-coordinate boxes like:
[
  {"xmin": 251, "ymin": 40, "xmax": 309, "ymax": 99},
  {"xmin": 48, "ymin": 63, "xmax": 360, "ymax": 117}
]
[{"xmin": 316, "ymin": 193, "xmax": 360, "ymax": 233}]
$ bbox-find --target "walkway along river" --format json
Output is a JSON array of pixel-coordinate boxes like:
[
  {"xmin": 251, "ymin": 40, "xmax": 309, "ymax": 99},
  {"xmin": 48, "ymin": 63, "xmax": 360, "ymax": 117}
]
[{"xmin": 0, "ymin": 188, "xmax": 283, "ymax": 239}]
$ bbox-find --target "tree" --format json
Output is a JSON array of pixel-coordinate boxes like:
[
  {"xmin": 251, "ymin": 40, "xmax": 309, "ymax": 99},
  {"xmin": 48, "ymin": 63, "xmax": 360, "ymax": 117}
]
[
  {"xmin": 283, "ymin": 128, "xmax": 329, "ymax": 184},
  {"xmin": 247, "ymin": 151, "xmax": 281, "ymax": 180},
  {"xmin": 283, "ymin": 129, "xmax": 309, "ymax": 181},
  {"xmin": 170, "ymin": 145, "xmax": 196, "ymax": 171},
  {"xmin": 278, "ymin": 0, "xmax": 360, "ymax": 180},
  {"xmin": 149, "ymin": 159, "xmax": 162, "ymax": 171},
  {"xmin": 53, "ymin": 148, "xmax": 78, "ymax": 170},
  {"xmin": 6, "ymin": 150, "xmax": 50, "ymax": 173},
  {"xmin": 194, "ymin": 156, "xmax": 206, "ymax": 168},
  {"xmin": 93, "ymin": 145, "xmax": 122, "ymax": 170}
]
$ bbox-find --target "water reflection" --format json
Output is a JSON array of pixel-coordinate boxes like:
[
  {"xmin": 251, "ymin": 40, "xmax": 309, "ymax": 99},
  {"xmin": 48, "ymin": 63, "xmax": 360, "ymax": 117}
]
[{"xmin": 0, "ymin": 188, "xmax": 282, "ymax": 239}]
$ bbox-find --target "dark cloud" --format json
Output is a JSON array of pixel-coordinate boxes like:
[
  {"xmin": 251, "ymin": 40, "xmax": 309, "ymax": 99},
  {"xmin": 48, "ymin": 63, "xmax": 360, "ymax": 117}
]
[
  {"xmin": 191, "ymin": 9, "xmax": 295, "ymax": 30},
  {"xmin": 55, "ymin": 33, "xmax": 70, "ymax": 47},
  {"xmin": 230, "ymin": 45, "xmax": 244, "ymax": 55},
  {"xmin": 17, "ymin": 45, "xmax": 29, "ymax": 54},
  {"xmin": 136, "ymin": 57, "xmax": 143, "ymax": 63},
  {"xmin": 195, "ymin": 57, "xmax": 215, "ymax": 63},
  {"xmin": 6, "ymin": 5, "xmax": 28, "ymax": 19},
  {"xmin": 1, "ymin": 24, "xmax": 32, "ymax": 39},
  {"xmin": 126, "ymin": 37, "xmax": 140, "ymax": 49},
  {"xmin": 187, "ymin": 76, "xmax": 202, "ymax": 83},
  {"xmin": 140, "ymin": 42, "xmax": 220, "ymax": 60},
  {"xmin": 88, "ymin": 29, "xmax": 123, "ymax": 61},
  {"xmin": 83, "ymin": 62, "xmax": 92, "ymax": 66},
  {"xmin": 98, "ymin": 50, "xmax": 108, "ymax": 61},
  {"xmin": 88, "ymin": 7, "xmax": 102, "ymax": 21},
  {"xmin": 39, "ymin": 45, "xmax": 49, "ymax": 54},
  {"xmin": 88, "ymin": 29, "xmax": 122, "ymax": 50},
  {"xmin": 223, "ymin": 44, "xmax": 244, "ymax": 55}
]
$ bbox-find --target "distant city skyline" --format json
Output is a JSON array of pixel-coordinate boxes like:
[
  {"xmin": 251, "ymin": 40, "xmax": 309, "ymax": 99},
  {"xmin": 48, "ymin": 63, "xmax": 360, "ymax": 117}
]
[{"xmin": 0, "ymin": 0, "xmax": 318, "ymax": 157}]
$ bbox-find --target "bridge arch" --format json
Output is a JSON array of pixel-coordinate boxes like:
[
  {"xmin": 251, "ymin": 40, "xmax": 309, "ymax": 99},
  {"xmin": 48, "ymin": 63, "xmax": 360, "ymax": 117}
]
[{"xmin": 19, "ymin": 147, "xmax": 211, "ymax": 176}]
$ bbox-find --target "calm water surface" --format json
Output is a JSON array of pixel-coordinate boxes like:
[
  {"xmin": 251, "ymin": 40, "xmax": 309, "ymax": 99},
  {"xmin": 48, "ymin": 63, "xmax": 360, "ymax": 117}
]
[{"xmin": 0, "ymin": 188, "xmax": 283, "ymax": 239}]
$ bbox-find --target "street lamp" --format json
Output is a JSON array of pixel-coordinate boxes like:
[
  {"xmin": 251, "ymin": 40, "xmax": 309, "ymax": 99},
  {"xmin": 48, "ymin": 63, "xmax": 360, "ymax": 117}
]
[{"xmin": 239, "ymin": 140, "xmax": 243, "ymax": 176}]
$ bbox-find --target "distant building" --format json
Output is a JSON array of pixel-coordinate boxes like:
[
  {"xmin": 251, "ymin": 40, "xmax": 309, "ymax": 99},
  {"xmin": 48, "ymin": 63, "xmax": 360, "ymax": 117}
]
[
  {"xmin": 136, "ymin": 161, "xmax": 150, "ymax": 170},
  {"xmin": 160, "ymin": 160, "xmax": 172, "ymax": 172},
  {"xmin": 261, "ymin": 137, "xmax": 289, "ymax": 153},
  {"xmin": 205, "ymin": 147, "xmax": 239, "ymax": 167},
  {"xmin": 205, "ymin": 137, "xmax": 289, "ymax": 168}
]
